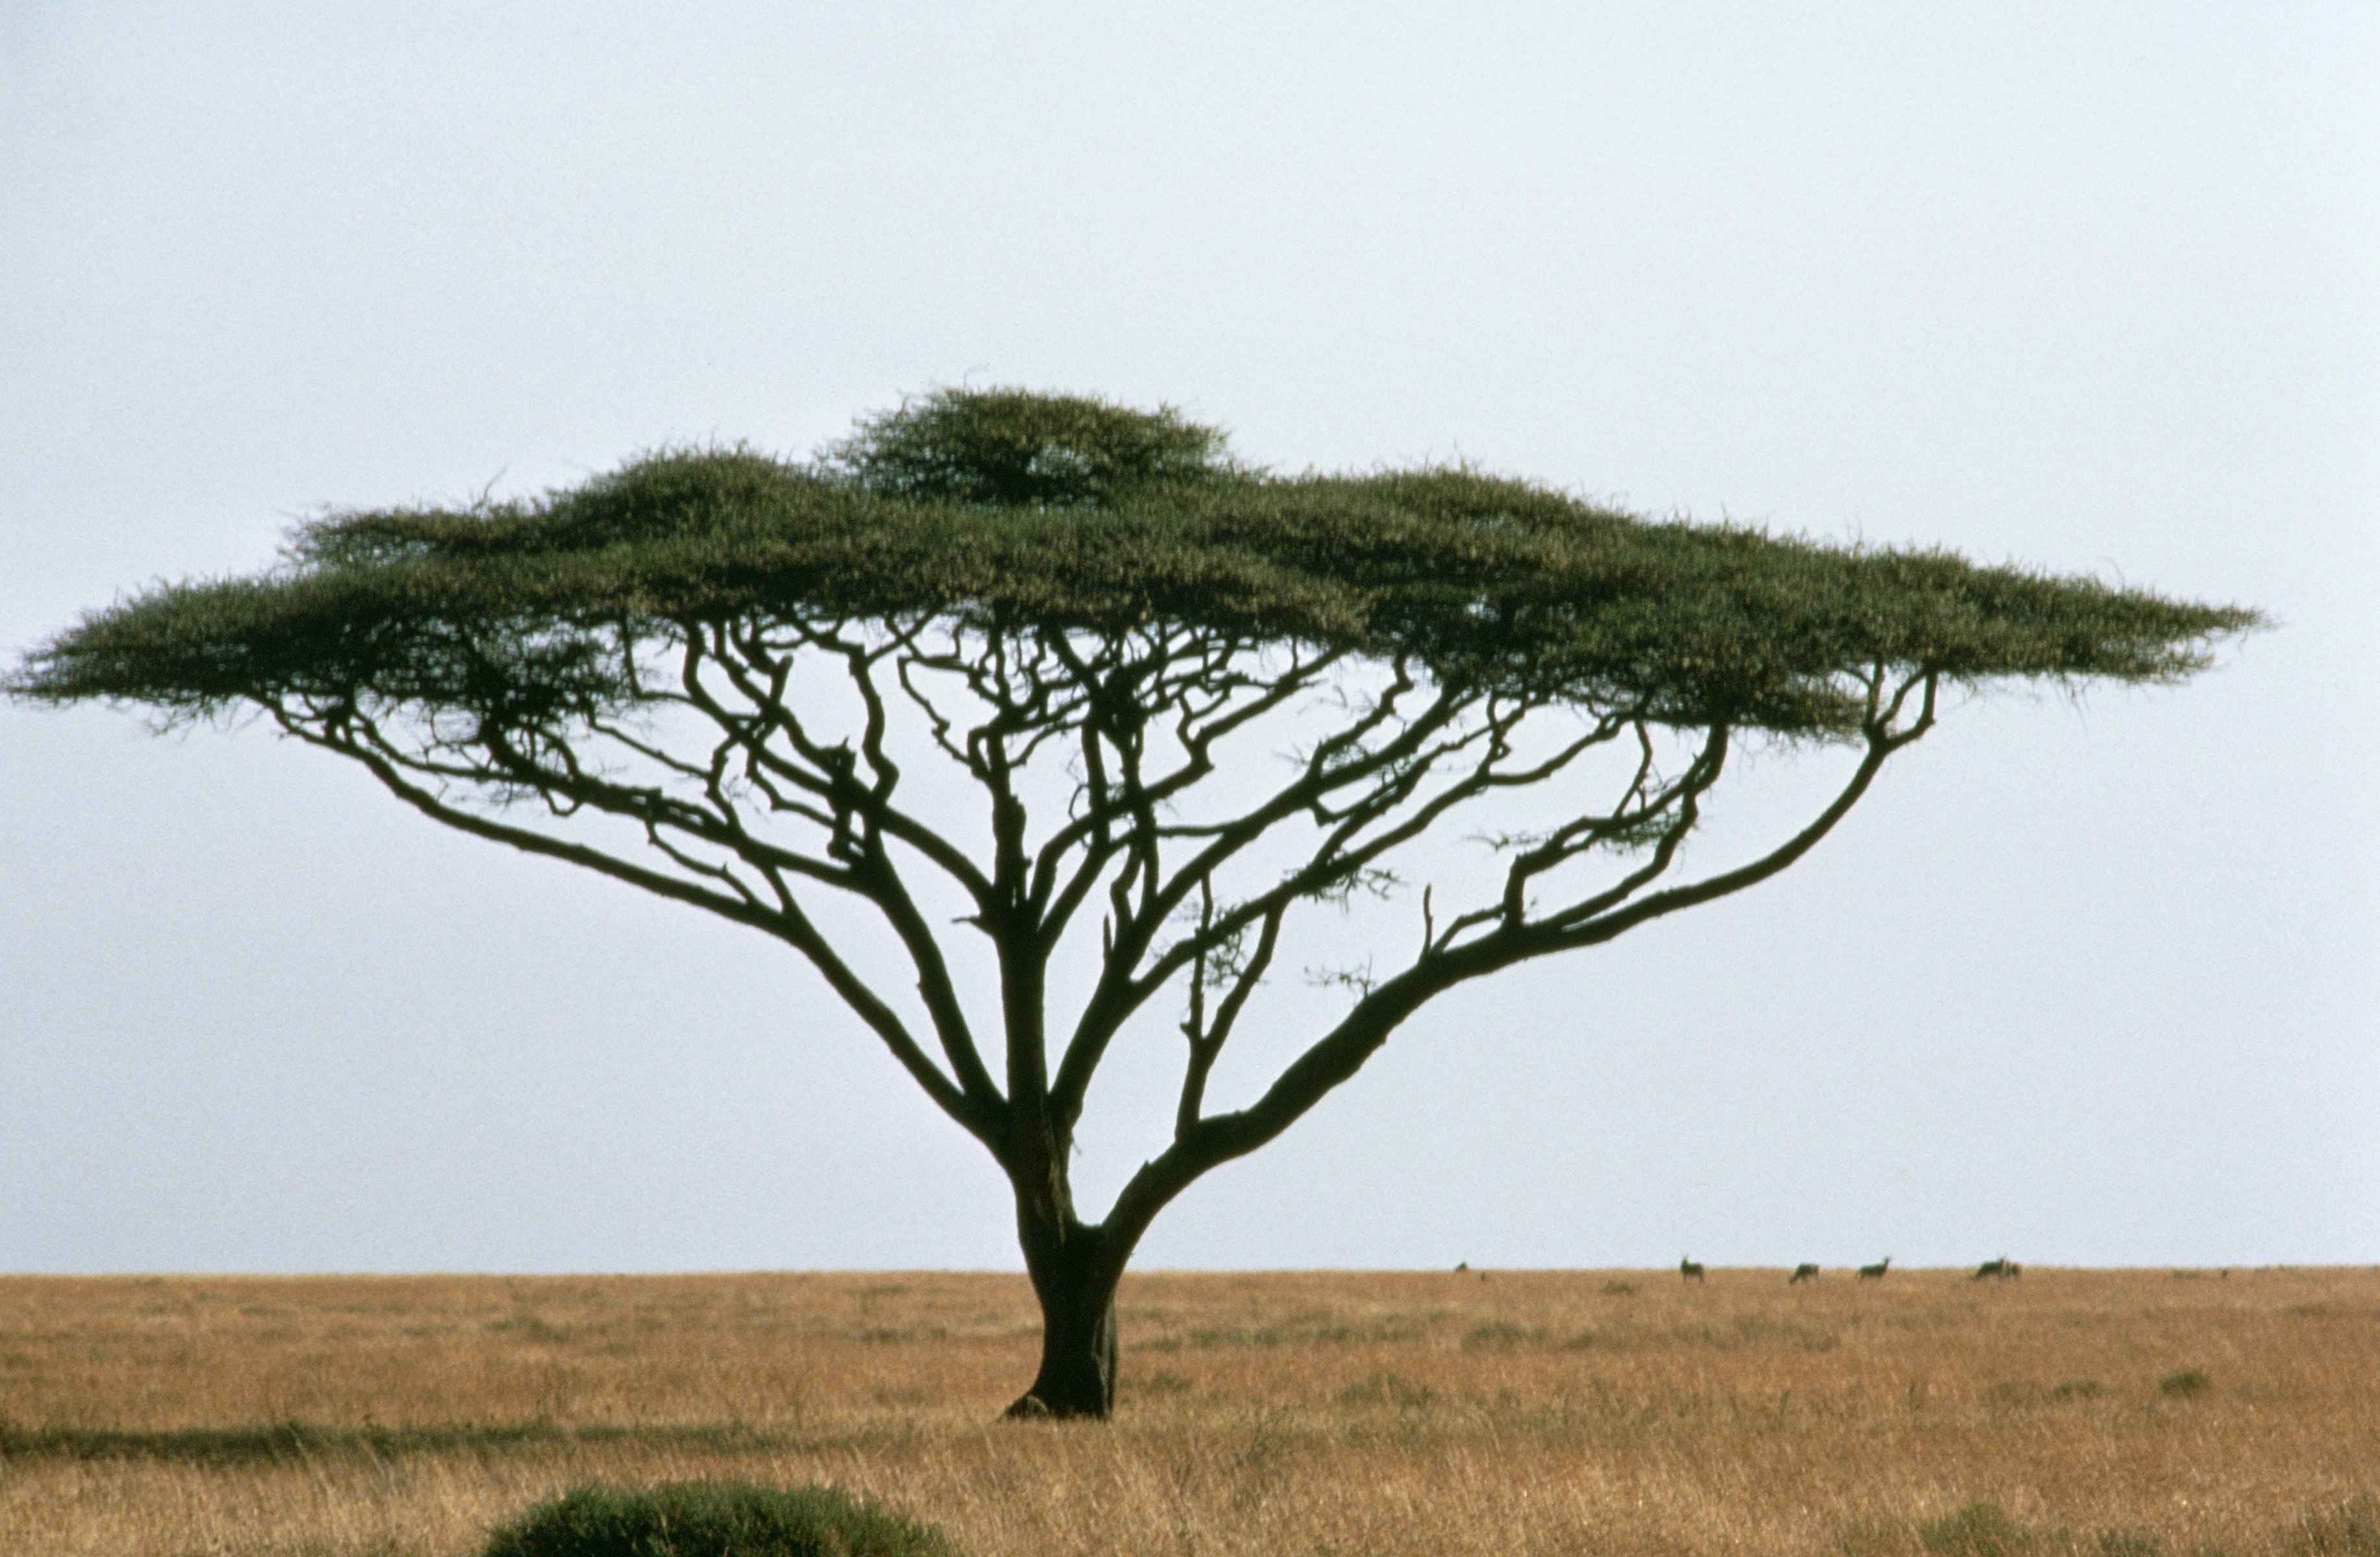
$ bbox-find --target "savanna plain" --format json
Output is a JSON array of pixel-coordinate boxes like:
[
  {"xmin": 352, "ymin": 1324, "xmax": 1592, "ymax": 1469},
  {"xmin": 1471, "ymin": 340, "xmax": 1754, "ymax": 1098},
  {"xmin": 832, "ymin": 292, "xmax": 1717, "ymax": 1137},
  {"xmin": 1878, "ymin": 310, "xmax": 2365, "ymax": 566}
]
[{"xmin": 1, "ymin": 1265, "xmax": 2374, "ymax": 1556}]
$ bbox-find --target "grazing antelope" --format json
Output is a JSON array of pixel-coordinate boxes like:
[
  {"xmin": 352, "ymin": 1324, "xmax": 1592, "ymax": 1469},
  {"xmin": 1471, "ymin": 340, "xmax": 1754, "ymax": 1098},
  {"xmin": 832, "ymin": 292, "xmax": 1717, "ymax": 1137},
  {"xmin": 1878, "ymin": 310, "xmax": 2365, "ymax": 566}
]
[
  {"xmin": 1858, "ymin": 1256, "xmax": 1891, "ymax": 1281},
  {"xmin": 1679, "ymin": 1256, "xmax": 1706, "ymax": 1283},
  {"xmin": 1790, "ymin": 1263, "xmax": 1821, "ymax": 1285}
]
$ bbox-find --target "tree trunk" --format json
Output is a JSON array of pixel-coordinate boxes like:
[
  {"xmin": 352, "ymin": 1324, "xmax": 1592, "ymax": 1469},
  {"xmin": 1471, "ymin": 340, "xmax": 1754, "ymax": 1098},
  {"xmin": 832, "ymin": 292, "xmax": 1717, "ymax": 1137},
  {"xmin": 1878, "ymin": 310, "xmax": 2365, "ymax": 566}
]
[{"xmin": 1004, "ymin": 1214, "xmax": 1121, "ymax": 1420}]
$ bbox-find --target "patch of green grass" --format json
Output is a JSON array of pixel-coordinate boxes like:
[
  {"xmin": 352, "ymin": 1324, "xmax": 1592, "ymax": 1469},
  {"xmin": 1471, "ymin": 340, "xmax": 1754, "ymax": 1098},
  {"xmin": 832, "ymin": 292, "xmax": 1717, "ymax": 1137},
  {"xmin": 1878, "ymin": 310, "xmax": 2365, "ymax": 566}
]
[{"xmin": 479, "ymin": 1480, "xmax": 960, "ymax": 1557}]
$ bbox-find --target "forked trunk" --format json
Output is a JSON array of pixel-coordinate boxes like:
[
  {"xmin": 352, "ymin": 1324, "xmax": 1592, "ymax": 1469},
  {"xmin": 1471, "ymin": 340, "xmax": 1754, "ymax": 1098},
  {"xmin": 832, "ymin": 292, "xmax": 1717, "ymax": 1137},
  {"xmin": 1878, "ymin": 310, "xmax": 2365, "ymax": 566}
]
[{"xmin": 1004, "ymin": 1216, "xmax": 1121, "ymax": 1419}]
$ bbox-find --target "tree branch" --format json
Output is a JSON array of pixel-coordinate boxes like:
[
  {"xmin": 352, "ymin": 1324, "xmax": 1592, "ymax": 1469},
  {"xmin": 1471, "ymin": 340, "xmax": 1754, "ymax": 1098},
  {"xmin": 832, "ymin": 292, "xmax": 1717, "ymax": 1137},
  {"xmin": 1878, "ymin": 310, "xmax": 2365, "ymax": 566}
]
[
  {"xmin": 1097, "ymin": 673, "xmax": 1944, "ymax": 1255},
  {"xmin": 270, "ymin": 702, "xmax": 1002, "ymax": 1148}
]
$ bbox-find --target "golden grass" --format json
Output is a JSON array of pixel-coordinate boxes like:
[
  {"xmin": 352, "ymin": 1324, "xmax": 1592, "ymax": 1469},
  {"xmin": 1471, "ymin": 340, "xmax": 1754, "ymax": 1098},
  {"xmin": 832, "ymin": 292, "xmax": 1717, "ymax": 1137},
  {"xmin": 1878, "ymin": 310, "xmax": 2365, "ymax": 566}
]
[{"xmin": 1, "ymin": 1266, "xmax": 2373, "ymax": 1555}]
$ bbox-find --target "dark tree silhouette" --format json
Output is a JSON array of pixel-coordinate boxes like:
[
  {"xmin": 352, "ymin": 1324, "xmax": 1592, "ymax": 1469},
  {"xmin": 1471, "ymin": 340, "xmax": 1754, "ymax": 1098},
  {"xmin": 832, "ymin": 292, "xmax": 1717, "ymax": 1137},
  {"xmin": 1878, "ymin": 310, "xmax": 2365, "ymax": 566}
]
[{"xmin": 11, "ymin": 388, "xmax": 2259, "ymax": 1418}]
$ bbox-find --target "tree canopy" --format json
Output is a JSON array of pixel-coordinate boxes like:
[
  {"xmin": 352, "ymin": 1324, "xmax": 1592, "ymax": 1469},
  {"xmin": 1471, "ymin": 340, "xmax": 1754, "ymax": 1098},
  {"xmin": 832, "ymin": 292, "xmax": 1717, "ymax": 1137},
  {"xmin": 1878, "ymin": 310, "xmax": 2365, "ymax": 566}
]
[
  {"xmin": 10, "ymin": 387, "xmax": 2261, "ymax": 1418},
  {"xmin": 16, "ymin": 388, "xmax": 2244, "ymax": 732}
]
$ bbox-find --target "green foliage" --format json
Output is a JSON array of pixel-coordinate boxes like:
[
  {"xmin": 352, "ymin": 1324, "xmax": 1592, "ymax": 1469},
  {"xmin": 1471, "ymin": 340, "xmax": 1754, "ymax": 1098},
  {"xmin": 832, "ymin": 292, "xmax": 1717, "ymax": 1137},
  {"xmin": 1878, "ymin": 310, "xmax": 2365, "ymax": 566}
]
[
  {"xmin": 820, "ymin": 385, "xmax": 1236, "ymax": 507},
  {"xmin": 478, "ymin": 1480, "xmax": 961, "ymax": 1557},
  {"xmin": 9, "ymin": 387, "xmax": 2259, "ymax": 734}
]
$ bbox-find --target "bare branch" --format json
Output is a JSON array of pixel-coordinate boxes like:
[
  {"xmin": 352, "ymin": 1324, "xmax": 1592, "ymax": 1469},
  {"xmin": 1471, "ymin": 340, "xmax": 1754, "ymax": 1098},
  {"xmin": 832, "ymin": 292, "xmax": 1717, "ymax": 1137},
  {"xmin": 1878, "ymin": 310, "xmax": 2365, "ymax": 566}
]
[{"xmin": 269, "ymin": 701, "xmax": 1002, "ymax": 1149}]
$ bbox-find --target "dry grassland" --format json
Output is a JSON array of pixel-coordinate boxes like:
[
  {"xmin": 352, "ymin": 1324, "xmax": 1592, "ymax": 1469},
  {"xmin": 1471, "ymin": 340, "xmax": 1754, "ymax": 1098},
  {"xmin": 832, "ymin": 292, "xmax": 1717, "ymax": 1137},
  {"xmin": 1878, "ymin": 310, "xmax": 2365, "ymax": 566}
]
[{"xmin": 1, "ymin": 1266, "xmax": 2374, "ymax": 1556}]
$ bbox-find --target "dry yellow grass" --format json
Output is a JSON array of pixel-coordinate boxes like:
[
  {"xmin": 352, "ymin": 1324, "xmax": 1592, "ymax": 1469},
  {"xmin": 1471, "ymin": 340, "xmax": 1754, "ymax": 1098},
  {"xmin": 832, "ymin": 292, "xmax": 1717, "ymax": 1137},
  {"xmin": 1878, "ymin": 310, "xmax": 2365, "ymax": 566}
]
[{"xmin": 1, "ymin": 1266, "xmax": 2373, "ymax": 1556}]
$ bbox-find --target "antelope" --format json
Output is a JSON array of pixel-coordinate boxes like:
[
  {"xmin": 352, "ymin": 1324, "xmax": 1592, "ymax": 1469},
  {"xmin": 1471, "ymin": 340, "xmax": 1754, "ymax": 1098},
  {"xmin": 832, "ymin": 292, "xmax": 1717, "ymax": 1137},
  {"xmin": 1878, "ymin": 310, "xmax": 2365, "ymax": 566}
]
[
  {"xmin": 1858, "ymin": 1256, "xmax": 1891, "ymax": 1281},
  {"xmin": 1790, "ymin": 1263, "xmax": 1821, "ymax": 1285},
  {"xmin": 1679, "ymin": 1256, "xmax": 1706, "ymax": 1283}
]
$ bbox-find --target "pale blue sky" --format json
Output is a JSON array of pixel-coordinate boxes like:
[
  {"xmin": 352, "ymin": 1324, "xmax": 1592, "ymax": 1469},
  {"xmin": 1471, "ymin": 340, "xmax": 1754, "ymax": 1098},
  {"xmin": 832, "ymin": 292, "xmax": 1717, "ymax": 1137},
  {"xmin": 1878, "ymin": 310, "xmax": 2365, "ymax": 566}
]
[{"xmin": 4, "ymin": 1, "xmax": 2374, "ymax": 1273}]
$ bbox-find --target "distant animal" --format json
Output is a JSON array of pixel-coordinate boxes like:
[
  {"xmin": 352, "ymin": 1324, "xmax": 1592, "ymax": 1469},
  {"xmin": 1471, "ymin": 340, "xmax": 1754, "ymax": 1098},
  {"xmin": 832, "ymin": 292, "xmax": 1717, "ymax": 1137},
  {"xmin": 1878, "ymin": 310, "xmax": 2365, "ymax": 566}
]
[
  {"xmin": 1790, "ymin": 1263, "xmax": 1821, "ymax": 1285},
  {"xmin": 1679, "ymin": 1256, "xmax": 1706, "ymax": 1283},
  {"xmin": 1973, "ymin": 1257, "xmax": 2021, "ymax": 1281},
  {"xmin": 1858, "ymin": 1257, "xmax": 1892, "ymax": 1281}
]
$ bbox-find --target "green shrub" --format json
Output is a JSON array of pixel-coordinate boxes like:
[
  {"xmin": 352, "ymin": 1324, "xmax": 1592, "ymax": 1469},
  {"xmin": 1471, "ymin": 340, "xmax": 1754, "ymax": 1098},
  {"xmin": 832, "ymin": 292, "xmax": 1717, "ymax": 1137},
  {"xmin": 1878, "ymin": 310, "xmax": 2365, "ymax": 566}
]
[
  {"xmin": 480, "ymin": 1480, "xmax": 960, "ymax": 1557},
  {"xmin": 2157, "ymin": 1368, "xmax": 2213, "ymax": 1399}
]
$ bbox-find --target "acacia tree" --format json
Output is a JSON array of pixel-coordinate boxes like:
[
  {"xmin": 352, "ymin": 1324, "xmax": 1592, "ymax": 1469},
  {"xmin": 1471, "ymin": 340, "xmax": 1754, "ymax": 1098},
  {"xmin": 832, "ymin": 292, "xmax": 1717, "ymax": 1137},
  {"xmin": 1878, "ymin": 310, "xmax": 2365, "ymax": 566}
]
[{"xmin": 12, "ymin": 389, "xmax": 2257, "ymax": 1418}]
